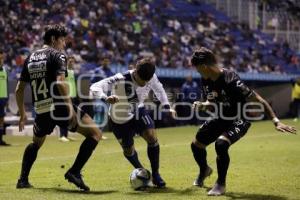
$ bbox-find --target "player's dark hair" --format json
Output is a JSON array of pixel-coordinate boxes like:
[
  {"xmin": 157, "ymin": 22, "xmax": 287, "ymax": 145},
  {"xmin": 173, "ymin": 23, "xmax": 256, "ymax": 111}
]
[
  {"xmin": 43, "ymin": 24, "xmax": 68, "ymax": 45},
  {"xmin": 136, "ymin": 58, "xmax": 156, "ymax": 81},
  {"xmin": 191, "ymin": 47, "xmax": 217, "ymax": 67}
]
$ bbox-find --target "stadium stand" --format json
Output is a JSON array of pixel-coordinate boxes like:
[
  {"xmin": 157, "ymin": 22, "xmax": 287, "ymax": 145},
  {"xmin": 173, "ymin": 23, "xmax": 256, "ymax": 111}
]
[{"xmin": 1, "ymin": 0, "xmax": 300, "ymax": 78}]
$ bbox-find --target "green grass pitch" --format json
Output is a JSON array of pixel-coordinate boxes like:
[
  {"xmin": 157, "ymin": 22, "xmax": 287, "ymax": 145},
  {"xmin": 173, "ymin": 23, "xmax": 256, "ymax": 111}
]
[{"xmin": 0, "ymin": 119, "xmax": 299, "ymax": 200}]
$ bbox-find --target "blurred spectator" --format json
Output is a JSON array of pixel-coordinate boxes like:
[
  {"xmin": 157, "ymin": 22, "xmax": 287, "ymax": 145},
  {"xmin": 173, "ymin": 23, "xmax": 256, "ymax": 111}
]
[
  {"xmin": 291, "ymin": 77, "xmax": 300, "ymax": 121},
  {"xmin": 0, "ymin": 49, "xmax": 10, "ymax": 146},
  {"xmin": 0, "ymin": 0, "xmax": 299, "ymax": 75},
  {"xmin": 178, "ymin": 75, "xmax": 200, "ymax": 125},
  {"xmin": 90, "ymin": 58, "xmax": 114, "ymax": 134},
  {"xmin": 58, "ymin": 56, "xmax": 78, "ymax": 142}
]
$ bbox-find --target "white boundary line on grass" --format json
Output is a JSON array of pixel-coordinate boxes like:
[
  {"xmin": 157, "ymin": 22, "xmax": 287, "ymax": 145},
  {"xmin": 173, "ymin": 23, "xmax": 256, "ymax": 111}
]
[{"xmin": 0, "ymin": 134, "xmax": 286, "ymax": 165}]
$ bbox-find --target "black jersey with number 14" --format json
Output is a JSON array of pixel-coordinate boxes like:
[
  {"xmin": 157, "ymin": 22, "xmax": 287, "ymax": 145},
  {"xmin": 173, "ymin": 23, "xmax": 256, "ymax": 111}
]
[{"xmin": 20, "ymin": 46, "xmax": 67, "ymax": 115}]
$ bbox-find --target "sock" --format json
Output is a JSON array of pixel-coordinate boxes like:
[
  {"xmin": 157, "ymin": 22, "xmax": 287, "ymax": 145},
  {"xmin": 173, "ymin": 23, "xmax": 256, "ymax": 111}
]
[
  {"xmin": 147, "ymin": 141, "xmax": 160, "ymax": 175},
  {"xmin": 215, "ymin": 139, "xmax": 230, "ymax": 185},
  {"xmin": 124, "ymin": 150, "xmax": 143, "ymax": 169},
  {"xmin": 20, "ymin": 143, "xmax": 40, "ymax": 179},
  {"xmin": 0, "ymin": 126, "xmax": 4, "ymax": 141},
  {"xmin": 69, "ymin": 137, "xmax": 98, "ymax": 174},
  {"xmin": 59, "ymin": 127, "xmax": 68, "ymax": 138},
  {"xmin": 191, "ymin": 143, "xmax": 208, "ymax": 176}
]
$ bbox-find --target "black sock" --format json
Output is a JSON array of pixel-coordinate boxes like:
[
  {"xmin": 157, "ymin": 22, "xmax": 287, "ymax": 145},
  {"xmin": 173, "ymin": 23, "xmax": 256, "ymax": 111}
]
[
  {"xmin": 124, "ymin": 150, "xmax": 143, "ymax": 169},
  {"xmin": 59, "ymin": 127, "xmax": 68, "ymax": 137},
  {"xmin": 215, "ymin": 139, "xmax": 230, "ymax": 185},
  {"xmin": 0, "ymin": 126, "xmax": 4, "ymax": 141},
  {"xmin": 69, "ymin": 137, "xmax": 98, "ymax": 174},
  {"xmin": 20, "ymin": 143, "xmax": 40, "ymax": 180},
  {"xmin": 147, "ymin": 142, "xmax": 160, "ymax": 175},
  {"xmin": 191, "ymin": 143, "xmax": 208, "ymax": 175}
]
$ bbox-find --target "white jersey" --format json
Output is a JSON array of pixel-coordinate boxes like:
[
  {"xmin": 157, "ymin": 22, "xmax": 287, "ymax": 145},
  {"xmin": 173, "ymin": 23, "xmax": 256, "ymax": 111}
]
[{"xmin": 90, "ymin": 70, "xmax": 170, "ymax": 124}]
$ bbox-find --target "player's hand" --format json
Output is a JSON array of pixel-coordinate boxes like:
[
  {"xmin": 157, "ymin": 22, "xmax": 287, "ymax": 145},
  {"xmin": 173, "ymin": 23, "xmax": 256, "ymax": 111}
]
[
  {"xmin": 18, "ymin": 115, "xmax": 27, "ymax": 132},
  {"xmin": 169, "ymin": 108, "xmax": 177, "ymax": 118},
  {"xmin": 193, "ymin": 101, "xmax": 211, "ymax": 111},
  {"xmin": 275, "ymin": 122, "xmax": 297, "ymax": 134},
  {"xmin": 106, "ymin": 95, "xmax": 119, "ymax": 104},
  {"xmin": 69, "ymin": 109, "xmax": 78, "ymax": 129}
]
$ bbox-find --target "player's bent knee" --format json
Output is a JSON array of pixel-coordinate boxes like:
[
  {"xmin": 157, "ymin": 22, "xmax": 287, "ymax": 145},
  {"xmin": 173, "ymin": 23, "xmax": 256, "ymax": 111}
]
[
  {"xmin": 123, "ymin": 146, "xmax": 134, "ymax": 156},
  {"xmin": 148, "ymin": 139, "xmax": 159, "ymax": 147},
  {"xmin": 145, "ymin": 135, "xmax": 158, "ymax": 145},
  {"xmin": 32, "ymin": 136, "xmax": 46, "ymax": 148},
  {"xmin": 215, "ymin": 139, "xmax": 230, "ymax": 155},
  {"xmin": 192, "ymin": 139, "xmax": 206, "ymax": 149}
]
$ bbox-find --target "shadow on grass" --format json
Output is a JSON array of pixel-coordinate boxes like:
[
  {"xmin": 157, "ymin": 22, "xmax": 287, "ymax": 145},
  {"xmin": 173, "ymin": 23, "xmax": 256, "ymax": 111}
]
[
  {"xmin": 126, "ymin": 186, "xmax": 198, "ymax": 195},
  {"xmin": 225, "ymin": 192, "xmax": 288, "ymax": 200},
  {"xmin": 33, "ymin": 187, "xmax": 118, "ymax": 195}
]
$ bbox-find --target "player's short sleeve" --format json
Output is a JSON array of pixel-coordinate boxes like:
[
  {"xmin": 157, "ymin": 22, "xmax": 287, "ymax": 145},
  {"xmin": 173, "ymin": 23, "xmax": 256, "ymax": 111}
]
[
  {"xmin": 52, "ymin": 52, "xmax": 67, "ymax": 76},
  {"xmin": 227, "ymin": 75, "xmax": 254, "ymax": 101},
  {"xmin": 19, "ymin": 58, "xmax": 30, "ymax": 82}
]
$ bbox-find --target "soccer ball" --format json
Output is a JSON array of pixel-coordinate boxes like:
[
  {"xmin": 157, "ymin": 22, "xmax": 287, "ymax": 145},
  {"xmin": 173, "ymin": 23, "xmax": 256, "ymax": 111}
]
[{"xmin": 129, "ymin": 168, "xmax": 151, "ymax": 190}]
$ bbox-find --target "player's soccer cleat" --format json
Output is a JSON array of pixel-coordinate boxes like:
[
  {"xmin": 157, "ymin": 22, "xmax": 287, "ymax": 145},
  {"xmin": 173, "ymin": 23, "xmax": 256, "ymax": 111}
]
[
  {"xmin": 152, "ymin": 173, "xmax": 166, "ymax": 188},
  {"xmin": 59, "ymin": 136, "xmax": 70, "ymax": 142},
  {"xmin": 64, "ymin": 171, "xmax": 90, "ymax": 191},
  {"xmin": 16, "ymin": 178, "xmax": 33, "ymax": 189},
  {"xmin": 207, "ymin": 183, "xmax": 226, "ymax": 196},
  {"xmin": 0, "ymin": 140, "xmax": 11, "ymax": 146},
  {"xmin": 101, "ymin": 135, "xmax": 108, "ymax": 140},
  {"xmin": 193, "ymin": 166, "xmax": 213, "ymax": 187}
]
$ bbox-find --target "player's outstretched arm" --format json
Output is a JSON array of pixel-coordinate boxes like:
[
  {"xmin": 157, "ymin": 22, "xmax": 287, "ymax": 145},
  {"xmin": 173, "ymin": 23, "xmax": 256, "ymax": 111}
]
[
  {"xmin": 249, "ymin": 91, "xmax": 296, "ymax": 134},
  {"xmin": 149, "ymin": 74, "xmax": 176, "ymax": 118},
  {"xmin": 15, "ymin": 81, "xmax": 27, "ymax": 132},
  {"xmin": 90, "ymin": 73, "xmax": 123, "ymax": 101}
]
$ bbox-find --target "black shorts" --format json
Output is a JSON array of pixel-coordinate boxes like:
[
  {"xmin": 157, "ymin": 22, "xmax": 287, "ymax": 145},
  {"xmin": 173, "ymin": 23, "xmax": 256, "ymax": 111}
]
[
  {"xmin": 33, "ymin": 104, "xmax": 86, "ymax": 137},
  {"xmin": 196, "ymin": 119, "xmax": 251, "ymax": 145},
  {"xmin": 109, "ymin": 108, "xmax": 155, "ymax": 148}
]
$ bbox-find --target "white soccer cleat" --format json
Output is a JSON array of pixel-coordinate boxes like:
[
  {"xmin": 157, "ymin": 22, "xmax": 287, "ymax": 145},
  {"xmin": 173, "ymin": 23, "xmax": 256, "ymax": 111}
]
[
  {"xmin": 207, "ymin": 183, "xmax": 226, "ymax": 196},
  {"xmin": 59, "ymin": 136, "xmax": 70, "ymax": 142},
  {"xmin": 101, "ymin": 135, "xmax": 108, "ymax": 140}
]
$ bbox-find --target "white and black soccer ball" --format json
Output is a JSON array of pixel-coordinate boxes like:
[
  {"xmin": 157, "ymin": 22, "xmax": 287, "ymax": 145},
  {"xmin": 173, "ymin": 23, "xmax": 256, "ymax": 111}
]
[{"xmin": 129, "ymin": 168, "xmax": 151, "ymax": 190}]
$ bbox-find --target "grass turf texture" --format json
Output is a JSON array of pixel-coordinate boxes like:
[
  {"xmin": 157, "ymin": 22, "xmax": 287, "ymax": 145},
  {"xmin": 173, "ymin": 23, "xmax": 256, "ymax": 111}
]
[{"xmin": 0, "ymin": 119, "xmax": 299, "ymax": 200}]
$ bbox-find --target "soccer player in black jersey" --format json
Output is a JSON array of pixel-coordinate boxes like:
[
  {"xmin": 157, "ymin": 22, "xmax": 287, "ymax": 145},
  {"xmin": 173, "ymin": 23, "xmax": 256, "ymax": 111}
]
[
  {"xmin": 190, "ymin": 47, "xmax": 296, "ymax": 196},
  {"xmin": 15, "ymin": 25, "xmax": 102, "ymax": 191}
]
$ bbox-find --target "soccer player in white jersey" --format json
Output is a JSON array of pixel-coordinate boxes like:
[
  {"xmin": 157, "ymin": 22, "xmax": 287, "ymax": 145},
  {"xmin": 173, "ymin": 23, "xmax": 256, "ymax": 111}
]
[{"xmin": 90, "ymin": 58, "xmax": 174, "ymax": 188}]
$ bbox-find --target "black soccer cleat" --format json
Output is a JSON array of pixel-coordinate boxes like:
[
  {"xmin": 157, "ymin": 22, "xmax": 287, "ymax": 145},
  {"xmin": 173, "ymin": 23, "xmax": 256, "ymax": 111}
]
[
  {"xmin": 193, "ymin": 165, "xmax": 213, "ymax": 187},
  {"xmin": 152, "ymin": 173, "xmax": 166, "ymax": 188},
  {"xmin": 0, "ymin": 140, "xmax": 11, "ymax": 146},
  {"xmin": 64, "ymin": 170, "xmax": 90, "ymax": 191},
  {"xmin": 16, "ymin": 178, "xmax": 33, "ymax": 189}
]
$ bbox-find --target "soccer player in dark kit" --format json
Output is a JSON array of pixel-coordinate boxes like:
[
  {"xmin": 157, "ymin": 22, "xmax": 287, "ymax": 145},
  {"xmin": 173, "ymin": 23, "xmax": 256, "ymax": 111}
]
[
  {"xmin": 15, "ymin": 24, "xmax": 102, "ymax": 191},
  {"xmin": 190, "ymin": 47, "xmax": 296, "ymax": 196}
]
